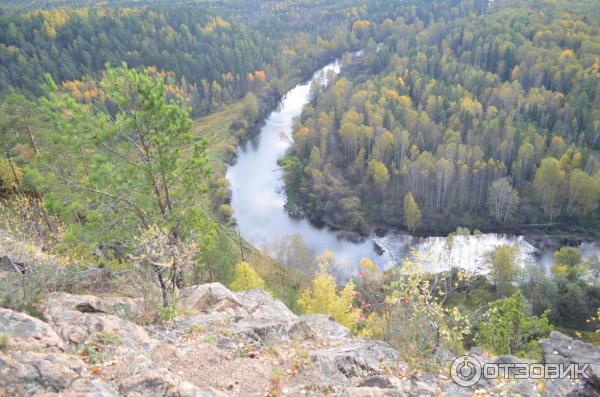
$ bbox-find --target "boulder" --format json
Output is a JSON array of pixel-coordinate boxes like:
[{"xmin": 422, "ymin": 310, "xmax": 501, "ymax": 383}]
[
  {"xmin": 46, "ymin": 292, "xmax": 144, "ymax": 318},
  {"xmin": 0, "ymin": 254, "xmax": 26, "ymax": 274},
  {"xmin": 232, "ymin": 289, "xmax": 310, "ymax": 343},
  {"xmin": 311, "ymin": 341, "xmax": 402, "ymax": 383},
  {"xmin": 180, "ymin": 285, "xmax": 310, "ymax": 344},
  {"xmin": 45, "ymin": 304, "xmax": 158, "ymax": 352},
  {"xmin": 0, "ymin": 350, "xmax": 85, "ymax": 395},
  {"xmin": 541, "ymin": 331, "xmax": 600, "ymax": 397},
  {"xmin": 232, "ymin": 316, "xmax": 311, "ymax": 344},
  {"xmin": 301, "ymin": 314, "xmax": 352, "ymax": 340},
  {"xmin": 236, "ymin": 289, "xmax": 298, "ymax": 323},
  {"xmin": 181, "ymin": 283, "xmax": 244, "ymax": 317},
  {"xmin": 0, "ymin": 307, "xmax": 64, "ymax": 351}
]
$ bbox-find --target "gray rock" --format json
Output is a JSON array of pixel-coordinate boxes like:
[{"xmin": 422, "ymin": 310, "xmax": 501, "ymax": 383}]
[
  {"xmin": 301, "ymin": 314, "xmax": 352, "ymax": 340},
  {"xmin": 358, "ymin": 376, "xmax": 397, "ymax": 389},
  {"xmin": 344, "ymin": 374, "xmax": 442, "ymax": 397},
  {"xmin": 119, "ymin": 369, "xmax": 229, "ymax": 397},
  {"xmin": 541, "ymin": 331, "xmax": 600, "ymax": 397},
  {"xmin": 231, "ymin": 289, "xmax": 310, "ymax": 343},
  {"xmin": 61, "ymin": 378, "xmax": 121, "ymax": 397},
  {"xmin": 0, "ymin": 350, "xmax": 85, "ymax": 395},
  {"xmin": 343, "ymin": 386, "xmax": 406, "ymax": 396},
  {"xmin": 181, "ymin": 283, "xmax": 244, "ymax": 317},
  {"xmin": 232, "ymin": 316, "xmax": 311, "ymax": 344},
  {"xmin": 236, "ymin": 289, "xmax": 298, "ymax": 323},
  {"xmin": 45, "ymin": 304, "xmax": 158, "ymax": 352},
  {"xmin": 311, "ymin": 341, "xmax": 401, "ymax": 383},
  {"xmin": 180, "ymin": 285, "xmax": 310, "ymax": 344},
  {"xmin": 0, "ymin": 254, "xmax": 26, "ymax": 273},
  {"xmin": 0, "ymin": 307, "xmax": 64, "ymax": 351},
  {"xmin": 46, "ymin": 292, "xmax": 144, "ymax": 319}
]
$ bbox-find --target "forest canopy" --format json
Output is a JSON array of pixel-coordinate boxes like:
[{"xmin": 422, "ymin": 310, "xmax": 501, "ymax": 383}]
[{"xmin": 285, "ymin": 0, "xmax": 600, "ymax": 235}]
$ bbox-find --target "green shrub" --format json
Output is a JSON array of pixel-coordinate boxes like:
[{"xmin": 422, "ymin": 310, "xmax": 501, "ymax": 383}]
[
  {"xmin": 476, "ymin": 291, "xmax": 552, "ymax": 358},
  {"xmin": 81, "ymin": 344, "xmax": 102, "ymax": 364}
]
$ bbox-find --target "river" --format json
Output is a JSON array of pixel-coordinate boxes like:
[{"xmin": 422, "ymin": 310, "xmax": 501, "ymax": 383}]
[{"xmin": 226, "ymin": 56, "xmax": 599, "ymax": 276}]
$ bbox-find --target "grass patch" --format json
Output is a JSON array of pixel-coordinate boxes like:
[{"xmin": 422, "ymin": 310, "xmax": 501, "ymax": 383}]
[
  {"xmin": 95, "ymin": 331, "xmax": 123, "ymax": 346},
  {"xmin": 191, "ymin": 100, "xmax": 245, "ymax": 174},
  {"xmin": 0, "ymin": 333, "xmax": 11, "ymax": 350}
]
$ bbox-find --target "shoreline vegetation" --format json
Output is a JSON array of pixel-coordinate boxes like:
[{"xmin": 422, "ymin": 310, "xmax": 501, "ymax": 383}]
[{"xmin": 284, "ymin": 192, "xmax": 600, "ymax": 245}]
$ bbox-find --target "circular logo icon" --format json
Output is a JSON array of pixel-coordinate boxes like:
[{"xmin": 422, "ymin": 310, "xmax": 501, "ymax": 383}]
[{"xmin": 450, "ymin": 355, "xmax": 482, "ymax": 387}]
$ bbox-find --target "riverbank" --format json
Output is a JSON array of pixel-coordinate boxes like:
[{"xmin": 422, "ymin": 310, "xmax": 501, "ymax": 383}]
[
  {"xmin": 284, "ymin": 193, "xmax": 600, "ymax": 249},
  {"xmin": 187, "ymin": 49, "xmax": 371, "ymax": 304}
]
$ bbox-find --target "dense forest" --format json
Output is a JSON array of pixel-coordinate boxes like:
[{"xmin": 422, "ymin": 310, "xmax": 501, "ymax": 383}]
[
  {"xmin": 0, "ymin": 0, "xmax": 417, "ymax": 115},
  {"xmin": 0, "ymin": 7, "xmax": 281, "ymax": 115},
  {"xmin": 285, "ymin": 0, "xmax": 600, "ymax": 235}
]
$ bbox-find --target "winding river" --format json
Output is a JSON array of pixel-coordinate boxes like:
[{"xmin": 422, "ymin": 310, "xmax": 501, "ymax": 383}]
[{"xmin": 226, "ymin": 56, "xmax": 599, "ymax": 275}]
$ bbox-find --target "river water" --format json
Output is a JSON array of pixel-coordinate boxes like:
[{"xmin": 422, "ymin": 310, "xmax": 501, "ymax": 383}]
[{"xmin": 226, "ymin": 57, "xmax": 599, "ymax": 276}]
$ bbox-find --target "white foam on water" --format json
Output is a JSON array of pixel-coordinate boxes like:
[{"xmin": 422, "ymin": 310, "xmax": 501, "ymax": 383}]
[{"xmin": 373, "ymin": 233, "xmax": 539, "ymax": 274}]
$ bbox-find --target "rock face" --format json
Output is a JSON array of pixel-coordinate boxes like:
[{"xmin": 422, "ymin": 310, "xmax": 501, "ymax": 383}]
[
  {"xmin": 46, "ymin": 292, "xmax": 144, "ymax": 318},
  {"xmin": 311, "ymin": 341, "xmax": 402, "ymax": 383},
  {"xmin": 0, "ymin": 307, "xmax": 64, "ymax": 351},
  {"xmin": 43, "ymin": 291, "xmax": 157, "ymax": 353},
  {"xmin": 0, "ymin": 284, "xmax": 598, "ymax": 396},
  {"xmin": 541, "ymin": 331, "xmax": 600, "ymax": 397}
]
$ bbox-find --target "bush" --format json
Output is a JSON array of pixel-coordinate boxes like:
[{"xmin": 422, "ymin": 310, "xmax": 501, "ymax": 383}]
[
  {"xmin": 230, "ymin": 262, "xmax": 265, "ymax": 291},
  {"xmin": 218, "ymin": 204, "xmax": 233, "ymax": 222},
  {"xmin": 0, "ymin": 158, "xmax": 22, "ymax": 194},
  {"xmin": 476, "ymin": 291, "xmax": 552, "ymax": 358},
  {"xmin": 298, "ymin": 252, "xmax": 360, "ymax": 331},
  {"xmin": 81, "ymin": 344, "xmax": 102, "ymax": 364},
  {"xmin": 0, "ymin": 238, "xmax": 87, "ymax": 314},
  {"xmin": 377, "ymin": 259, "xmax": 470, "ymax": 367}
]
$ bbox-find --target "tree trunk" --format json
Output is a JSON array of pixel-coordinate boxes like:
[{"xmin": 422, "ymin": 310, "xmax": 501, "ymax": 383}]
[
  {"xmin": 5, "ymin": 152, "xmax": 21, "ymax": 190},
  {"xmin": 157, "ymin": 269, "xmax": 171, "ymax": 307},
  {"xmin": 24, "ymin": 123, "xmax": 38, "ymax": 155}
]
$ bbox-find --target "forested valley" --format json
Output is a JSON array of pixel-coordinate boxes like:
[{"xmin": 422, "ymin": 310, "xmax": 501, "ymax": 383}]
[
  {"xmin": 285, "ymin": 0, "xmax": 600, "ymax": 236},
  {"xmin": 0, "ymin": 1, "xmax": 599, "ymax": 391}
]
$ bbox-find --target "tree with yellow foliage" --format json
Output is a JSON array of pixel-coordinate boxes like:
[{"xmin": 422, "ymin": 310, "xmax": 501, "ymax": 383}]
[
  {"xmin": 298, "ymin": 252, "xmax": 360, "ymax": 330},
  {"xmin": 403, "ymin": 192, "xmax": 422, "ymax": 233},
  {"xmin": 230, "ymin": 262, "xmax": 266, "ymax": 292}
]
